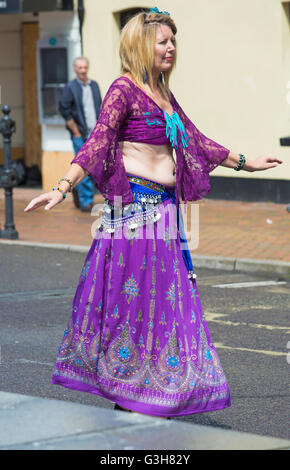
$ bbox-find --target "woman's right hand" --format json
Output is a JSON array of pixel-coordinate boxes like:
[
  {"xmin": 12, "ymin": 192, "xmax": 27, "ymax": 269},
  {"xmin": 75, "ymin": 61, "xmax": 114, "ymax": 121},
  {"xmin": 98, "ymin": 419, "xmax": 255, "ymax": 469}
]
[{"xmin": 24, "ymin": 190, "xmax": 64, "ymax": 213}]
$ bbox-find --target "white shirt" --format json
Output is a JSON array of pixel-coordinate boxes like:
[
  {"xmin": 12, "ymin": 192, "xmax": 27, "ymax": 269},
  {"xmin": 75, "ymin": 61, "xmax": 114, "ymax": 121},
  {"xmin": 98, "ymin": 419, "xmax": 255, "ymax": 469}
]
[{"xmin": 76, "ymin": 77, "xmax": 97, "ymax": 134}]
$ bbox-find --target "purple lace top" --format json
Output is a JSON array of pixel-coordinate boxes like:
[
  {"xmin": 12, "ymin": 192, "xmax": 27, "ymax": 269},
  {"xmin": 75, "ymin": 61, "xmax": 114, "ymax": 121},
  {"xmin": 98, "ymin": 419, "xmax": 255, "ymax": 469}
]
[{"xmin": 71, "ymin": 76, "xmax": 230, "ymax": 206}]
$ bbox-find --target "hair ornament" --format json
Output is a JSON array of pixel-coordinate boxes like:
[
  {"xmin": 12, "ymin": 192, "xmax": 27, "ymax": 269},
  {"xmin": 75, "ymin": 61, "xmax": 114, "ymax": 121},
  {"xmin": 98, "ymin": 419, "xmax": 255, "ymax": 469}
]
[{"xmin": 149, "ymin": 6, "xmax": 170, "ymax": 16}]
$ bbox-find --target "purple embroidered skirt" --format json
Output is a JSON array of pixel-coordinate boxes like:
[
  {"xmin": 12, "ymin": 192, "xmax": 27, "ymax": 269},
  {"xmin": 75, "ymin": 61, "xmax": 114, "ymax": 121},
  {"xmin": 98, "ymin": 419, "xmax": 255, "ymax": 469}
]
[{"xmin": 51, "ymin": 174, "xmax": 231, "ymax": 417}]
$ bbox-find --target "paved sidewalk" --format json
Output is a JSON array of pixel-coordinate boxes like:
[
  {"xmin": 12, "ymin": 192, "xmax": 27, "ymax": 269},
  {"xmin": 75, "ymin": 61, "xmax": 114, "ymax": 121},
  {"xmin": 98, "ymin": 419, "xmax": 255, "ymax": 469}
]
[
  {"xmin": 1, "ymin": 391, "xmax": 289, "ymax": 450},
  {"xmin": 1, "ymin": 187, "xmax": 289, "ymax": 266}
]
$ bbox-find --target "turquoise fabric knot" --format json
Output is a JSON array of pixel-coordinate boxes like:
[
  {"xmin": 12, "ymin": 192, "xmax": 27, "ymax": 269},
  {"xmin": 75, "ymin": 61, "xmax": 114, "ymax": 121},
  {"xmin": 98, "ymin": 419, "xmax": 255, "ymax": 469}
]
[{"xmin": 164, "ymin": 111, "xmax": 189, "ymax": 149}]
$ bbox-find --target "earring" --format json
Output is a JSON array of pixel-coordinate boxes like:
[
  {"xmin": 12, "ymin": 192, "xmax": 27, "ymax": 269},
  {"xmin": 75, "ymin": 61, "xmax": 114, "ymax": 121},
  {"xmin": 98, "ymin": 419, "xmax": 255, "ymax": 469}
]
[
  {"xmin": 142, "ymin": 70, "xmax": 148, "ymax": 84},
  {"xmin": 159, "ymin": 72, "xmax": 163, "ymax": 83}
]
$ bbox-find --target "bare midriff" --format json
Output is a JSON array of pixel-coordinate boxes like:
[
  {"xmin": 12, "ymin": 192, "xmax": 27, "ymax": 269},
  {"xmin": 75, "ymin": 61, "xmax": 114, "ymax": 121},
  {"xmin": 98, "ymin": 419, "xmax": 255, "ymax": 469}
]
[{"xmin": 120, "ymin": 141, "xmax": 176, "ymax": 187}]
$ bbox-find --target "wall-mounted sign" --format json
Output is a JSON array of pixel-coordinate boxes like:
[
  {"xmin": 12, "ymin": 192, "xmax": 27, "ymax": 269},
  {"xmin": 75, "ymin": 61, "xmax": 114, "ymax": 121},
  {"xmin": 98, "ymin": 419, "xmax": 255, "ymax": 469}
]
[
  {"xmin": 0, "ymin": 0, "xmax": 21, "ymax": 14},
  {"xmin": 0, "ymin": 0, "xmax": 74, "ymax": 14},
  {"xmin": 22, "ymin": 0, "xmax": 73, "ymax": 12}
]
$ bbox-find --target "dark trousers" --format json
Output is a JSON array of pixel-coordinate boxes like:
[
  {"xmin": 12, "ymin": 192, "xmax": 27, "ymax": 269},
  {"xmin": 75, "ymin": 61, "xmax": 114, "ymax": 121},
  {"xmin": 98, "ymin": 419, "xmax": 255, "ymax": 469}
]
[{"xmin": 72, "ymin": 136, "xmax": 94, "ymax": 208}]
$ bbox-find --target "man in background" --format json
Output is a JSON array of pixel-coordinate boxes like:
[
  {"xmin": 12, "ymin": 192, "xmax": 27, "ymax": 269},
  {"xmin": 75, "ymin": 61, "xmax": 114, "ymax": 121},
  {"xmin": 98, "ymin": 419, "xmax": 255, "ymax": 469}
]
[{"xmin": 59, "ymin": 56, "xmax": 102, "ymax": 211}]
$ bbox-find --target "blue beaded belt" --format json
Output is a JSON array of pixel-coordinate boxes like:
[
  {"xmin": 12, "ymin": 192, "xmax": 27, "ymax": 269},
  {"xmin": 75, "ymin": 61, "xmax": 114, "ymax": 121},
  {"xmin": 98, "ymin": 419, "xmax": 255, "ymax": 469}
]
[{"xmin": 127, "ymin": 174, "xmax": 171, "ymax": 193}]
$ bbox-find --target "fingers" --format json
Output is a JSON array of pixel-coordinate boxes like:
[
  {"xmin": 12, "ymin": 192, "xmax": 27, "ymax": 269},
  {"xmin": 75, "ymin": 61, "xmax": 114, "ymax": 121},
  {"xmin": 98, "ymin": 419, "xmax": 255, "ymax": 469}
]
[
  {"xmin": 266, "ymin": 157, "xmax": 283, "ymax": 168},
  {"xmin": 261, "ymin": 161, "xmax": 282, "ymax": 170},
  {"xmin": 267, "ymin": 157, "xmax": 283, "ymax": 164},
  {"xmin": 255, "ymin": 156, "xmax": 283, "ymax": 171},
  {"xmin": 268, "ymin": 162, "xmax": 280, "ymax": 168},
  {"xmin": 44, "ymin": 200, "xmax": 59, "ymax": 211},
  {"xmin": 24, "ymin": 192, "xmax": 62, "ymax": 212},
  {"xmin": 24, "ymin": 198, "xmax": 46, "ymax": 212}
]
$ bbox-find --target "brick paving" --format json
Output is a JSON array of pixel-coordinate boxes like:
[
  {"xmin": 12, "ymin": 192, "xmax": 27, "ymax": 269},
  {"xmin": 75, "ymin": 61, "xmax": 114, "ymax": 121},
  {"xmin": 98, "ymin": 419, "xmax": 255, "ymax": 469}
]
[{"xmin": 0, "ymin": 187, "xmax": 289, "ymax": 262}]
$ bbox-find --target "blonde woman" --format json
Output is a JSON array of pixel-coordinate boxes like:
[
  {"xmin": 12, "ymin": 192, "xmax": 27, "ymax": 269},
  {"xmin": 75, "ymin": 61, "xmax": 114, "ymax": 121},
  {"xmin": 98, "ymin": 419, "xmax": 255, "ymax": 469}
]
[{"xmin": 24, "ymin": 8, "xmax": 282, "ymax": 418}]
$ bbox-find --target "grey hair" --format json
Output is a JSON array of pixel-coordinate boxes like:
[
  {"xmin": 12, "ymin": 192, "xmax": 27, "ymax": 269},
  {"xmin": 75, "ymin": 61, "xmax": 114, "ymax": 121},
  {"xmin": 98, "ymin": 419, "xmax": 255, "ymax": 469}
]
[{"xmin": 73, "ymin": 56, "xmax": 89, "ymax": 67}]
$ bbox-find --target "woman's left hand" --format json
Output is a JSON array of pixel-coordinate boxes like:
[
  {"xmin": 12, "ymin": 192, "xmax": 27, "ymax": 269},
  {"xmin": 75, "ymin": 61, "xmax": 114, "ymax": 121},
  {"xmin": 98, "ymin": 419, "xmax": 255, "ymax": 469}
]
[{"xmin": 248, "ymin": 156, "xmax": 283, "ymax": 172}]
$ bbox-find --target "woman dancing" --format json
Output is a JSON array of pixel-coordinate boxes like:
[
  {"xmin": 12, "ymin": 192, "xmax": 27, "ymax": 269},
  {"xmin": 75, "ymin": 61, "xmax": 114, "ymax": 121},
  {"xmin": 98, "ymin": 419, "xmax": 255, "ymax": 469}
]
[{"xmin": 24, "ymin": 8, "xmax": 282, "ymax": 417}]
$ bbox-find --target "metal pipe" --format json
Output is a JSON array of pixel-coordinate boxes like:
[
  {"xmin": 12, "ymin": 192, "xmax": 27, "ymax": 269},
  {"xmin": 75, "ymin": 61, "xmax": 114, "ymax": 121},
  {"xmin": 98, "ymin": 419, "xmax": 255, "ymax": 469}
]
[
  {"xmin": 77, "ymin": 0, "xmax": 85, "ymax": 54},
  {"xmin": 0, "ymin": 105, "xmax": 19, "ymax": 239}
]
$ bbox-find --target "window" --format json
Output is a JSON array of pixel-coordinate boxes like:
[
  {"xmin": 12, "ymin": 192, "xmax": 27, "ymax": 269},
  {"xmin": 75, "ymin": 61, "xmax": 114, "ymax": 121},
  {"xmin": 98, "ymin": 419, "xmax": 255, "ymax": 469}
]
[
  {"xmin": 119, "ymin": 8, "xmax": 147, "ymax": 30},
  {"xmin": 40, "ymin": 48, "xmax": 68, "ymax": 120},
  {"xmin": 37, "ymin": 36, "xmax": 69, "ymax": 124}
]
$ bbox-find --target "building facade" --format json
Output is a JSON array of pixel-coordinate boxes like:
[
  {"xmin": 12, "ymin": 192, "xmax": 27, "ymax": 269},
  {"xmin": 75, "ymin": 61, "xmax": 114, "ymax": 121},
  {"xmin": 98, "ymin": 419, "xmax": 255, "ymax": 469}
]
[
  {"xmin": 0, "ymin": 0, "xmax": 289, "ymax": 202},
  {"xmin": 0, "ymin": 0, "xmax": 80, "ymax": 188}
]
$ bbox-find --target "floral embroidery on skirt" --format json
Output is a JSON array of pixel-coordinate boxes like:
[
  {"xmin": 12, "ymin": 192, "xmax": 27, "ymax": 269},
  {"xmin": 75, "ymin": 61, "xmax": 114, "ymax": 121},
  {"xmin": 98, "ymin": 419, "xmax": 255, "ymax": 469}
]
[{"xmin": 51, "ymin": 175, "xmax": 231, "ymax": 417}]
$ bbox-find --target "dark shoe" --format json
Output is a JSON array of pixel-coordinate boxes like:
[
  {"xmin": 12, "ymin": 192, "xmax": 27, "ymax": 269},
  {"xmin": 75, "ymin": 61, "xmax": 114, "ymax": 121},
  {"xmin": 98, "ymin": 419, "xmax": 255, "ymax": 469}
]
[
  {"xmin": 72, "ymin": 188, "xmax": 80, "ymax": 208},
  {"xmin": 114, "ymin": 403, "xmax": 132, "ymax": 412},
  {"xmin": 114, "ymin": 403, "xmax": 170, "ymax": 418},
  {"xmin": 80, "ymin": 203, "xmax": 94, "ymax": 213}
]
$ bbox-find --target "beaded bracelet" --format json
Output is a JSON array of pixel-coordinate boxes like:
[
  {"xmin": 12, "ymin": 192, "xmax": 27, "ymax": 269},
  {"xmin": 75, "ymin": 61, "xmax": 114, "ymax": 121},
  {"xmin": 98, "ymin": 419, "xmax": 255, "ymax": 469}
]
[
  {"xmin": 52, "ymin": 187, "xmax": 66, "ymax": 199},
  {"xmin": 58, "ymin": 177, "xmax": 73, "ymax": 192},
  {"xmin": 234, "ymin": 154, "xmax": 246, "ymax": 171}
]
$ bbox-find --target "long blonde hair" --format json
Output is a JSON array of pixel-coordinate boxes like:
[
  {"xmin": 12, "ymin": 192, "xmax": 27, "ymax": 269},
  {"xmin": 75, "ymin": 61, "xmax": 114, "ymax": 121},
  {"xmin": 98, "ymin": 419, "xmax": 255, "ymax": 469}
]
[{"xmin": 119, "ymin": 11, "xmax": 177, "ymax": 99}]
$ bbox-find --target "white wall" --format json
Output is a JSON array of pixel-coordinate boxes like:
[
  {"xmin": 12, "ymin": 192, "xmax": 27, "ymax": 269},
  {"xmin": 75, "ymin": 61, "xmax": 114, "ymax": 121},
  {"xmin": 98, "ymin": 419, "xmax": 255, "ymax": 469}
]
[{"xmin": 83, "ymin": 0, "xmax": 290, "ymax": 182}]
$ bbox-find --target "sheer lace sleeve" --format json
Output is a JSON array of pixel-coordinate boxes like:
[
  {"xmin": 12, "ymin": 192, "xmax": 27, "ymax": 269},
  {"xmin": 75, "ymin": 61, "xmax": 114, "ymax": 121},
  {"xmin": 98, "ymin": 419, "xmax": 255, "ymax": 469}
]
[
  {"xmin": 170, "ymin": 92, "xmax": 230, "ymax": 202},
  {"xmin": 71, "ymin": 79, "xmax": 134, "ymax": 205},
  {"xmin": 171, "ymin": 92, "xmax": 230, "ymax": 171}
]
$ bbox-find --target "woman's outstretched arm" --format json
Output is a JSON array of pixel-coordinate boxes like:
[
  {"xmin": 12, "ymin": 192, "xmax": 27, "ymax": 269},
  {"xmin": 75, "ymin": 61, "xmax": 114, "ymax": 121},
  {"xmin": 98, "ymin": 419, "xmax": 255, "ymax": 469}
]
[
  {"xmin": 25, "ymin": 79, "xmax": 132, "ymax": 213},
  {"xmin": 24, "ymin": 163, "xmax": 88, "ymax": 212}
]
